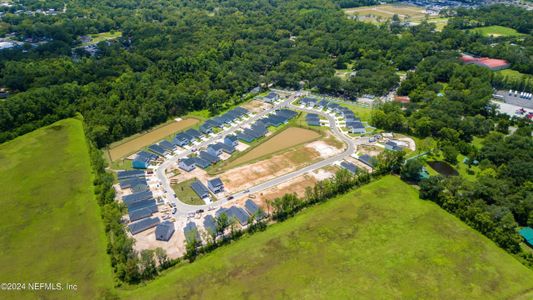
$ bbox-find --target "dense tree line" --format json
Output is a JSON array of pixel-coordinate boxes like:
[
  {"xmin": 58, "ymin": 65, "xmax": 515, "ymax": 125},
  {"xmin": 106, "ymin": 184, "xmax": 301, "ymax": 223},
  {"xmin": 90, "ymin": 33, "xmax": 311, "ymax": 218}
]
[
  {"xmin": 370, "ymin": 50, "xmax": 532, "ymax": 265},
  {"xmin": 87, "ymin": 128, "xmax": 177, "ymax": 284},
  {"xmin": 445, "ymin": 4, "xmax": 533, "ymax": 74},
  {"xmin": 2, "ymin": 1, "xmax": 519, "ymax": 146}
]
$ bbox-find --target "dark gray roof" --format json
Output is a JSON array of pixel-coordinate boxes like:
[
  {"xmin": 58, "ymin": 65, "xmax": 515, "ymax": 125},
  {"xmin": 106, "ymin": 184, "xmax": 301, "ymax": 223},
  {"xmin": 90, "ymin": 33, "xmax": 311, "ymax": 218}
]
[
  {"xmin": 306, "ymin": 113, "xmax": 319, "ymax": 119},
  {"xmin": 301, "ymin": 97, "xmax": 317, "ymax": 104},
  {"xmin": 180, "ymin": 157, "xmax": 196, "ymax": 167},
  {"xmin": 237, "ymin": 132, "xmax": 255, "ymax": 143},
  {"xmin": 243, "ymin": 128, "xmax": 263, "ymax": 139},
  {"xmin": 117, "ymin": 169, "xmax": 145, "ymax": 180},
  {"xmin": 174, "ymin": 132, "xmax": 191, "ymax": 144},
  {"xmin": 347, "ymin": 121, "xmax": 365, "ymax": 129},
  {"xmin": 225, "ymin": 134, "xmax": 237, "ymax": 143},
  {"xmin": 148, "ymin": 144, "xmax": 166, "ymax": 156},
  {"xmin": 218, "ymin": 206, "xmax": 250, "ymax": 226},
  {"xmin": 119, "ymin": 177, "xmax": 148, "ymax": 189},
  {"xmin": 127, "ymin": 199, "xmax": 158, "ymax": 213},
  {"xmin": 129, "ymin": 207, "xmax": 153, "ymax": 222},
  {"xmin": 191, "ymin": 180, "xmax": 209, "ymax": 198},
  {"xmin": 275, "ymin": 109, "xmax": 297, "ymax": 119},
  {"xmin": 123, "ymin": 190, "xmax": 153, "ymax": 206},
  {"xmin": 203, "ymin": 215, "xmax": 216, "ymax": 234},
  {"xmin": 265, "ymin": 92, "xmax": 278, "ymax": 99},
  {"xmin": 137, "ymin": 151, "xmax": 158, "ymax": 160},
  {"xmin": 155, "ymin": 221, "xmax": 175, "ymax": 241},
  {"xmin": 158, "ymin": 140, "xmax": 174, "ymax": 151},
  {"xmin": 233, "ymin": 107, "xmax": 249, "ymax": 115},
  {"xmin": 208, "ymin": 177, "xmax": 223, "ymax": 188},
  {"xmin": 306, "ymin": 119, "xmax": 320, "ymax": 126},
  {"xmin": 340, "ymin": 161, "xmax": 358, "ymax": 174},
  {"xmin": 184, "ymin": 128, "xmax": 202, "ymax": 139},
  {"xmin": 205, "ymin": 119, "xmax": 221, "ymax": 127},
  {"xmin": 199, "ymin": 151, "xmax": 220, "ymax": 163},
  {"xmin": 244, "ymin": 200, "xmax": 265, "ymax": 220},
  {"xmin": 128, "ymin": 217, "xmax": 160, "ymax": 235},
  {"xmin": 184, "ymin": 222, "xmax": 200, "ymax": 243},
  {"xmin": 358, "ymin": 154, "xmax": 376, "ymax": 167},
  {"xmin": 192, "ymin": 157, "xmax": 211, "ymax": 168}
]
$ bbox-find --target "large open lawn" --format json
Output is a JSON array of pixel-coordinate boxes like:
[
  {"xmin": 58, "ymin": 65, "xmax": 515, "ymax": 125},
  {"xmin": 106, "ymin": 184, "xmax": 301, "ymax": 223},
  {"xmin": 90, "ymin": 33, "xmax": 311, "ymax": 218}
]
[
  {"xmin": 0, "ymin": 118, "xmax": 114, "ymax": 299},
  {"xmin": 82, "ymin": 31, "xmax": 122, "ymax": 46},
  {"xmin": 107, "ymin": 117, "xmax": 199, "ymax": 161},
  {"xmin": 120, "ymin": 176, "xmax": 533, "ymax": 299},
  {"xmin": 171, "ymin": 178, "xmax": 206, "ymax": 205},
  {"xmin": 343, "ymin": 4, "xmax": 447, "ymax": 30},
  {"xmin": 472, "ymin": 25, "xmax": 524, "ymax": 37}
]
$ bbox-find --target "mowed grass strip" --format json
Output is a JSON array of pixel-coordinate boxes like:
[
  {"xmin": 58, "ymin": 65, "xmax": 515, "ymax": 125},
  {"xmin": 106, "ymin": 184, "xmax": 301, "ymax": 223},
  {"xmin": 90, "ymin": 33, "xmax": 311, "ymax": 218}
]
[
  {"xmin": 121, "ymin": 176, "xmax": 533, "ymax": 299},
  {"xmin": 0, "ymin": 118, "xmax": 114, "ymax": 299},
  {"xmin": 225, "ymin": 127, "xmax": 320, "ymax": 169},
  {"xmin": 108, "ymin": 118, "xmax": 199, "ymax": 161}
]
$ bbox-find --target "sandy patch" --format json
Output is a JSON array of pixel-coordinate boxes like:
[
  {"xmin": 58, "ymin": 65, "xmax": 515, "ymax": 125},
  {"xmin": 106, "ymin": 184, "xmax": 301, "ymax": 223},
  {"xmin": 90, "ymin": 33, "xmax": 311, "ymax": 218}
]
[
  {"xmin": 305, "ymin": 140, "xmax": 342, "ymax": 158},
  {"xmin": 132, "ymin": 217, "xmax": 186, "ymax": 259},
  {"xmin": 310, "ymin": 168, "xmax": 335, "ymax": 181},
  {"xmin": 241, "ymin": 100, "xmax": 272, "ymax": 114},
  {"xmin": 395, "ymin": 137, "xmax": 416, "ymax": 151},
  {"xmin": 220, "ymin": 146, "xmax": 321, "ymax": 192}
]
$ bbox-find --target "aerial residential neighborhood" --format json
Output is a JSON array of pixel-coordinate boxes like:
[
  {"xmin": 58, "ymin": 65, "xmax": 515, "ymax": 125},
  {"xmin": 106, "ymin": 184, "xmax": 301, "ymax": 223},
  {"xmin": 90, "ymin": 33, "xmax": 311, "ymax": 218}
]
[{"xmin": 0, "ymin": 0, "xmax": 532, "ymax": 299}]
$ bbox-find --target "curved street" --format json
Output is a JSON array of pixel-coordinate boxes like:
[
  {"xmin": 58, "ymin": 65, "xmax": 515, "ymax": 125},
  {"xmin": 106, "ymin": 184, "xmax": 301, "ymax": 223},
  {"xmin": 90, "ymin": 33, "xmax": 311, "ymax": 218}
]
[{"xmin": 155, "ymin": 94, "xmax": 363, "ymax": 216}]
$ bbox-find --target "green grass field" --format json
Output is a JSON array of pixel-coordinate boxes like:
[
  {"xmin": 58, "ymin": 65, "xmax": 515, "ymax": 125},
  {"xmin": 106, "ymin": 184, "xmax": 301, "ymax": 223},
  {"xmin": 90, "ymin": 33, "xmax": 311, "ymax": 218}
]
[
  {"xmin": 339, "ymin": 101, "xmax": 373, "ymax": 122},
  {"xmin": 0, "ymin": 118, "xmax": 114, "ymax": 299},
  {"xmin": 496, "ymin": 69, "xmax": 533, "ymax": 85},
  {"xmin": 120, "ymin": 176, "xmax": 533, "ymax": 299},
  {"xmin": 172, "ymin": 178, "xmax": 206, "ymax": 205},
  {"xmin": 472, "ymin": 25, "xmax": 524, "ymax": 37},
  {"xmin": 82, "ymin": 31, "xmax": 122, "ymax": 46}
]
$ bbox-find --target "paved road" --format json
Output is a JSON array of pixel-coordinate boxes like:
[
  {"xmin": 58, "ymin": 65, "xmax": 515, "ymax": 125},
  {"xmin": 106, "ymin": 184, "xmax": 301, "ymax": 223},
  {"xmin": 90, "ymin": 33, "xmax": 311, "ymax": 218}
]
[
  {"xmin": 155, "ymin": 95, "xmax": 296, "ymax": 216},
  {"xmin": 491, "ymin": 100, "xmax": 533, "ymax": 117},
  {"xmin": 159, "ymin": 95, "xmax": 362, "ymax": 216}
]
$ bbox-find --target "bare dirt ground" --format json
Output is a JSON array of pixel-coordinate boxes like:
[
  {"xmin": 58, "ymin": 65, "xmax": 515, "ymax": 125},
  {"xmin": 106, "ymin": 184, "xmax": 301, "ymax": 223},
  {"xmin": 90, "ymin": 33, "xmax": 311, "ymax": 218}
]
[
  {"xmin": 132, "ymin": 216, "xmax": 187, "ymax": 259},
  {"xmin": 234, "ymin": 142, "xmax": 249, "ymax": 152},
  {"xmin": 395, "ymin": 137, "xmax": 416, "ymax": 151},
  {"xmin": 109, "ymin": 118, "xmax": 199, "ymax": 161},
  {"xmin": 246, "ymin": 167, "xmax": 337, "ymax": 208},
  {"xmin": 220, "ymin": 146, "xmax": 321, "ymax": 192},
  {"xmin": 304, "ymin": 140, "xmax": 342, "ymax": 158},
  {"xmin": 357, "ymin": 144, "xmax": 383, "ymax": 157},
  {"xmin": 241, "ymin": 100, "xmax": 272, "ymax": 113}
]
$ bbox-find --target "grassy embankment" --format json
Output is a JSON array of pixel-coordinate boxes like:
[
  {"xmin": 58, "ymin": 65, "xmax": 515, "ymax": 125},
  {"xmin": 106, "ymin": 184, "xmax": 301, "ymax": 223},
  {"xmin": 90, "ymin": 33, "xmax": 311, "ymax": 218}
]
[
  {"xmin": 120, "ymin": 175, "xmax": 533, "ymax": 299},
  {"xmin": 0, "ymin": 118, "xmax": 114, "ymax": 299}
]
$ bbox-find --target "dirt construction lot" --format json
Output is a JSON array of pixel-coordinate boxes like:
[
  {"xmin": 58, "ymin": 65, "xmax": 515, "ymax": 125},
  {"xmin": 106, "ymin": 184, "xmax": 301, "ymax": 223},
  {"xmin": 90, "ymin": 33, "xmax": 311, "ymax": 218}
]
[
  {"xmin": 108, "ymin": 118, "xmax": 199, "ymax": 161},
  {"xmin": 225, "ymin": 127, "xmax": 321, "ymax": 169},
  {"xmin": 221, "ymin": 140, "xmax": 342, "ymax": 192}
]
